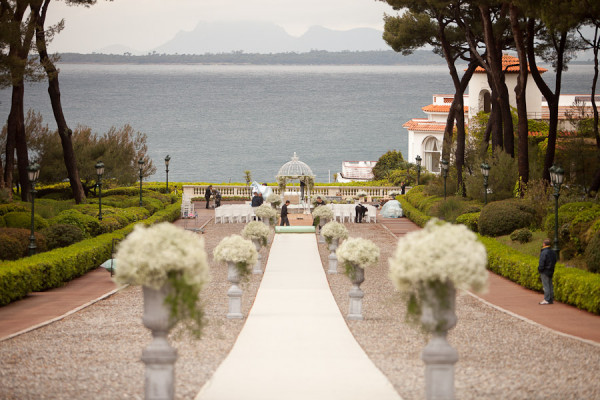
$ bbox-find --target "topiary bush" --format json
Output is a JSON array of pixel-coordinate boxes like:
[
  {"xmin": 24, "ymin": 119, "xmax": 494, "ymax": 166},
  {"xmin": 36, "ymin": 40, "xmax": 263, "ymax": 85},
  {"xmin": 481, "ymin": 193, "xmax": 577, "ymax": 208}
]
[
  {"xmin": 0, "ymin": 233, "xmax": 22, "ymax": 260},
  {"xmin": 99, "ymin": 216, "xmax": 122, "ymax": 234},
  {"xmin": 544, "ymin": 202, "xmax": 600, "ymax": 256},
  {"xmin": 585, "ymin": 231, "xmax": 600, "ymax": 273},
  {"xmin": 456, "ymin": 212, "xmax": 480, "ymax": 232},
  {"xmin": 0, "ymin": 203, "xmax": 29, "ymax": 216},
  {"xmin": 41, "ymin": 224, "xmax": 85, "ymax": 250},
  {"xmin": 510, "ymin": 228, "xmax": 533, "ymax": 244},
  {"xmin": 478, "ymin": 199, "xmax": 535, "ymax": 237},
  {"xmin": 50, "ymin": 209, "xmax": 101, "ymax": 238},
  {"xmin": 0, "ymin": 227, "xmax": 47, "ymax": 259},
  {"xmin": 3, "ymin": 211, "xmax": 49, "ymax": 231}
]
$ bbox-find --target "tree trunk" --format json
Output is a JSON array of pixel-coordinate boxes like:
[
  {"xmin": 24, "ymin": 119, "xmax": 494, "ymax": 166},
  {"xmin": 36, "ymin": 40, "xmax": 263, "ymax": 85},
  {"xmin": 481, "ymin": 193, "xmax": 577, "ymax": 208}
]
[
  {"xmin": 510, "ymin": 6, "xmax": 530, "ymax": 194},
  {"xmin": 490, "ymin": 92, "xmax": 502, "ymax": 151},
  {"xmin": 35, "ymin": 0, "xmax": 86, "ymax": 203},
  {"xmin": 8, "ymin": 84, "xmax": 30, "ymax": 201},
  {"xmin": 588, "ymin": 25, "xmax": 600, "ymax": 194}
]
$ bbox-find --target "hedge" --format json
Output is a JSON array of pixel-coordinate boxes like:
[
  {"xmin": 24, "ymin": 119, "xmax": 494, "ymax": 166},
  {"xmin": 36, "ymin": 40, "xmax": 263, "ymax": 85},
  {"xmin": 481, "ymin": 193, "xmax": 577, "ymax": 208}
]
[
  {"xmin": 397, "ymin": 191, "xmax": 432, "ymax": 228},
  {"xmin": 0, "ymin": 200, "xmax": 181, "ymax": 306},
  {"xmin": 480, "ymin": 235, "xmax": 600, "ymax": 314}
]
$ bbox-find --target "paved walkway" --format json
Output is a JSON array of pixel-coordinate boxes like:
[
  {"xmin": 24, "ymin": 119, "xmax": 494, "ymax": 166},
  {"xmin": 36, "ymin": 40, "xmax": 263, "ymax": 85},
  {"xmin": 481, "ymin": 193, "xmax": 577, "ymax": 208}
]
[
  {"xmin": 378, "ymin": 216, "xmax": 600, "ymax": 344},
  {"xmin": 195, "ymin": 233, "xmax": 401, "ymax": 400}
]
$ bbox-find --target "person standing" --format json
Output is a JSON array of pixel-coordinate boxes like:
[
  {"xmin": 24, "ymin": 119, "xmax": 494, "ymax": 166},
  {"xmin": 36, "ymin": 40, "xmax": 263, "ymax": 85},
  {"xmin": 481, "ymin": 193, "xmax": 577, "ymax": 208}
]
[
  {"xmin": 538, "ymin": 238, "xmax": 557, "ymax": 305},
  {"xmin": 205, "ymin": 185, "xmax": 213, "ymax": 209},
  {"xmin": 251, "ymin": 191, "xmax": 262, "ymax": 207},
  {"xmin": 280, "ymin": 200, "xmax": 291, "ymax": 226},
  {"xmin": 401, "ymin": 181, "xmax": 406, "ymax": 195},
  {"xmin": 213, "ymin": 188, "xmax": 222, "ymax": 208},
  {"xmin": 355, "ymin": 202, "xmax": 367, "ymax": 223}
]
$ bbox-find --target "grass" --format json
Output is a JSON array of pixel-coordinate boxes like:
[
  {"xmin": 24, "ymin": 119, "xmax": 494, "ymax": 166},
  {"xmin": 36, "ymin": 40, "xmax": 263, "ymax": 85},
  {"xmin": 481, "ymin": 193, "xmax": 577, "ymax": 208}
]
[{"xmin": 495, "ymin": 230, "xmax": 547, "ymax": 258}]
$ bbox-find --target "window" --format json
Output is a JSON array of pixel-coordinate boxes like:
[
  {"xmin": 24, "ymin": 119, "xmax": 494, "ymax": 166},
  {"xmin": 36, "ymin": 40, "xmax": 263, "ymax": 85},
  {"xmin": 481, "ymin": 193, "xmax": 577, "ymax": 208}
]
[{"xmin": 423, "ymin": 136, "xmax": 441, "ymax": 173}]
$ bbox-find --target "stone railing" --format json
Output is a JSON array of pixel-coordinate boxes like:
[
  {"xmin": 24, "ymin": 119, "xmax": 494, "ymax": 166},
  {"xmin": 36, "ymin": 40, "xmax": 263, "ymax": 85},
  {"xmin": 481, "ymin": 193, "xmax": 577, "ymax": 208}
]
[{"xmin": 183, "ymin": 185, "xmax": 400, "ymax": 200}]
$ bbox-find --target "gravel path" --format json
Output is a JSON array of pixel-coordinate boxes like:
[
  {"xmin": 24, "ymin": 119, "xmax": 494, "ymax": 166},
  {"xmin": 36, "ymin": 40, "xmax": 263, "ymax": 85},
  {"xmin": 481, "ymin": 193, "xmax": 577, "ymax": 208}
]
[{"xmin": 1, "ymin": 222, "xmax": 599, "ymax": 399}]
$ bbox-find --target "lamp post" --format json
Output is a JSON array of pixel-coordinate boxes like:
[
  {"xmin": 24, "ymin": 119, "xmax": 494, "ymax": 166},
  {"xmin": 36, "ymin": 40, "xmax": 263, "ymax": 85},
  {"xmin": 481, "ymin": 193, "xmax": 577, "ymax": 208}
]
[
  {"xmin": 27, "ymin": 163, "xmax": 40, "ymax": 256},
  {"xmin": 416, "ymin": 155, "xmax": 422, "ymax": 186},
  {"xmin": 549, "ymin": 165, "xmax": 564, "ymax": 259},
  {"xmin": 164, "ymin": 155, "xmax": 171, "ymax": 193},
  {"xmin": 441, "ymin": 159, "xmax": 449, "ymax": 200},
  {"xmin": 95, "ymin": 161, "xmax": 105, "ymax": 221},
  {"xmin": 138, "ymin": 158, "xmax": 145, "ymax": 207},
  {"xmin": 480, "ymin": 162, "xmax": 490, "ymax": 205}
]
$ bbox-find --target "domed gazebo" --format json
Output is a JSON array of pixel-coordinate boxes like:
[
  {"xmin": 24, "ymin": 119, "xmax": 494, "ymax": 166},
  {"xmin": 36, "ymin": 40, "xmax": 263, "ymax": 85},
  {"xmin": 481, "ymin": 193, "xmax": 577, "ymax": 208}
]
[{"xmin": 276, "ymin": 153, "xmax": 315, "ymax": 208}]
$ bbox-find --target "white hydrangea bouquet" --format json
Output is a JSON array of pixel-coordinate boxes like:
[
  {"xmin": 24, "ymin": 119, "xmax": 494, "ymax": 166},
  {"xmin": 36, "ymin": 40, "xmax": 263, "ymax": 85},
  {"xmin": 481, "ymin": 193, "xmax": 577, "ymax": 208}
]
[
  {"xmin": 266, "ymin": 193, "xmax": 282, "ymax": 206},
  {"xmin": 254, "ymin": 203, "xmax": 277, "ymax": 224},
  {"xmin": 388, "ymin": 219, "xmax": 488, "ymax": 331},
  {"xmin": 213, "ymin": 234, "xmax": 258, "ymax": 279},
  {"xmin": 321, "ymin": 221, "xmax": 349, "ymax": 244},
  {"xmin": 312, "ymin": 204, "xmax": 334, "ymax": 220},
  {"xmin": 241, "ymin": 221, "xmax": 270, "ymax": 247},
  {"xmin": 115, "ymin": 222, "xmax": 209, "ymax": 337},
  {"xmin": 356, "ymin": 190, "xmax": 368, "ymax": 197},
  {"xmin": 336, "ymin": 237, "xmax": 380, "ymax": 279}
]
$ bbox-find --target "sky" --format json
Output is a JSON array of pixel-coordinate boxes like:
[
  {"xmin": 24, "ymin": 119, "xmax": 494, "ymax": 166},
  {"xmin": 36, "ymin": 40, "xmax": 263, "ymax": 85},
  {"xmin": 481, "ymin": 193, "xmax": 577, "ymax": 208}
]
[{"xmin": 45, "ymin": 0, "xmax": 394, "ymax": 53}]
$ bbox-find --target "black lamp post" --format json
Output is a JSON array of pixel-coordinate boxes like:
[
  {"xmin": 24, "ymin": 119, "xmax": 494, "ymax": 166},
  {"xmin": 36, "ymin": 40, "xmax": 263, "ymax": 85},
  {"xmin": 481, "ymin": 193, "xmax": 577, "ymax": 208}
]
[
  {"xmin": 441, "ymin": 159, "xmax": 449, "ymax": 200},
  {"xmin": 415, "ymin": 155, "xmax": 422, "ymax": 186},
  {"xmin": 95, "ymin": 161, "xmax": 105, "ymax": 221},
  {"xmin": 164, "ymin": 155, "xmax": 171, "ymax": 193},
  {"xmin": 480, "ymin": 162, "xmax": 490, "ymax": 205},
  {"xmin": 550, "ymin": 164, "xmax": 564, "ymax": 259},
  {"xmin": 138, "ymin": 158, "xmax": 145, "ymax": 207},
  {"xmin": 27, "ymin": 163, "xmax": 40, "ymax": 256}
]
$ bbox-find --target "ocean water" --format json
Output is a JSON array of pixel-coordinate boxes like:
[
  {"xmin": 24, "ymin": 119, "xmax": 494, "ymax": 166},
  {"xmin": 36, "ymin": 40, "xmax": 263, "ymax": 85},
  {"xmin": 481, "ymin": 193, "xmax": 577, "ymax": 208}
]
[{"xmin": 0, "ymin": 63, "xmax": 597, "ymax": 183}]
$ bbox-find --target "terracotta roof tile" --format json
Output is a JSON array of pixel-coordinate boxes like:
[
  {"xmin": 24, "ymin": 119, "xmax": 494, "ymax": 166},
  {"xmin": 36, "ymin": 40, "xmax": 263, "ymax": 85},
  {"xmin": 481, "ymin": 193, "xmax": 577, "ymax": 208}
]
[
  {"xmin": 403, "ymin": 119, "xmax": 447, "ymax": 132},
  {"xmin": 472, "ymin": 54, "xmax": 547, "ymax": 74},
  {"xmin": 422, "ymin": 104, "xmax": 469, "ymax": 113}
]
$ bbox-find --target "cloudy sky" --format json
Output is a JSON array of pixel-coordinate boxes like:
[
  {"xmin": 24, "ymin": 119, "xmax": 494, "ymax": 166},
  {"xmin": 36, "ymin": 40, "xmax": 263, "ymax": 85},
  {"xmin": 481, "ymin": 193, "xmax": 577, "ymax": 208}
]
[{"xmin": 45, "ymin": 0, "xmax": 394, "ymax": 53}]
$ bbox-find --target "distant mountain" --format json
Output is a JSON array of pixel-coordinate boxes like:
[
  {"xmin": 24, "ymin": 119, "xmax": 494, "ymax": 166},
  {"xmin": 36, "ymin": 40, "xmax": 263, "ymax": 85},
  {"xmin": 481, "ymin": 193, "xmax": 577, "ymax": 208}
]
[
  {"xmin": 152, "ymin": 21, "xmax": 388, "ymax": 54},
  {"xmin": 96, "ymin": 44, "xmax": 142, "ymax": 55}
]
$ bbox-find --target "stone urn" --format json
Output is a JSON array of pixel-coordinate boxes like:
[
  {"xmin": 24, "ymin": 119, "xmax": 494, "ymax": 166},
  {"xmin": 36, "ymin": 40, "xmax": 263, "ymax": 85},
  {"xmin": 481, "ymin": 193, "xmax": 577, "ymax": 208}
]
[
  {"xmin": 347, "ymin": 264, "xmax": 365, "ymax": 320},
  {"xmin": 141, "ymin": 285, "xmax": 178, "ymax": 400},
  {"xmin": 226, "ymin": 261, "xmax": 243, "ymax": 319},
  {"xmin": 262, "ymin": 217, "xmax": 270, "ymax": 228},
  {"xmin": 327, "ymin": 238, "xmax": 339, "ymax": 274},
  {"xmin": 419, "ymin": 280, "xmax": 458, "ymax": 400},
  {"xmin": 318, "ymin": 217, "xmax": 329, "ymax": 243},
  {"xmin": 251, "ymin": 238, "xmax": 263, "ymax": 274}
]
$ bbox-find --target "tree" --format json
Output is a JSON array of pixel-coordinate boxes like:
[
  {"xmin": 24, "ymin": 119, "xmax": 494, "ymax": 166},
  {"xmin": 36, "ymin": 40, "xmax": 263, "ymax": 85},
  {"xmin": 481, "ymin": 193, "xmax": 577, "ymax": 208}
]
[{"xmin": 372, "ymin": 150, "xmax": 406, "ymax": 181}]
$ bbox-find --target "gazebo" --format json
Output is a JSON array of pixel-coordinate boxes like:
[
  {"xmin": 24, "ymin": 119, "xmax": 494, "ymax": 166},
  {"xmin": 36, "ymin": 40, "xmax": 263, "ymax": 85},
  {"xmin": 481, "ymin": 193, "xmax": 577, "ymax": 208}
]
[{"xmin": 276, "ymin": 153, "xmax": 315, "ymax": 211}]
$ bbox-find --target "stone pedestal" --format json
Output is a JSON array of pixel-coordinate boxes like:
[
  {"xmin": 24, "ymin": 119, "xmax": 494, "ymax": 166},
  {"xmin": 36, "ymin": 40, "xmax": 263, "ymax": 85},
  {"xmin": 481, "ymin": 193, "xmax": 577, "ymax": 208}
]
[
  {"xmin": 141, "ymin": 285, "xmax": 178, "ymax": 400},
  {"xmin": 227, "ymin": 262, "xmax": 243, "ymax": 319},
  {"xmin": 419, "ymin": 280, "xmax": 458, "ymax": 400},
  {"xmin": 252, "ymin": 238, "xmax": 263, "ymax": 274},
  {"xmin": 347, "ymin": 265, "xmax": 365, "ymax": 320},
  {"xmin": 327, "ymin": 238, "xmax": 339, "ymax": 274},
  {"xmin": 318, "ymin": 217, "xmax": 329, "ymax": 243}
]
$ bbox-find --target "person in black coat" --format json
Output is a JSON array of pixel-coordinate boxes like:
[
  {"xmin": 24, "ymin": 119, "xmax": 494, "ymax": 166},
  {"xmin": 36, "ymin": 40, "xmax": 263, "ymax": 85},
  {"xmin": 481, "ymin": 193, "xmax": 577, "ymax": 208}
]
[
  {"xmin": 538, "ymin": 238, "xmax": 557, "ymax": 305},
  {"xmin": 280, "ymin": 200, "xmax": 291, "ymax": 226},
  {"xmin": 355, "ymin": 203, "xmax": 367, "ymax": 223},
  {"xmin": 205, "ymin": 185, "xmax": 212, "ymax": 209}
]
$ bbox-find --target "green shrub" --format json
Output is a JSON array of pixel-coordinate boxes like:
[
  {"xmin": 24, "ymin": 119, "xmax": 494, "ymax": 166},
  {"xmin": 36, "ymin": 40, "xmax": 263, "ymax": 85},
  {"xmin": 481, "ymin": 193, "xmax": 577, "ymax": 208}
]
[
  {"xmin": 3, "ymin": 211, "xmax": 49, "ymax": 231},
  {"xmin": 116, "ymin": 207, "xmax": 150, "ymax": 223},
  {"xmin": 479, "ymin": 234, "xmax": 600, "ymax": 314},
  {"xmin": 0, "ymin": 227, "xmax": 47, "ymax": 259},
  {"xmin": 404, "ymin": 185, "xmax": 441, "ymax": 214},
  {"xmin": 50, "ymin": 209, "xmax": 101, "ymax": 238},
  {"xmin": 585, "ymin": 232, "xmax": 600, "ymax": 273},
  {"xmin": 510, "ymin": 228, "xmax": 533, "ymax": 244},
  {"xmin": 398, "ymin": 195, "xmax": 432, "ymax": 227},
  {"xmin": 544, "ymin": 202, "xmax": 600, "ymax": 256},
  {"xmin": 41, "ymin": 224, "xmax": 85, "ymax": 250},
  {"xmin": 478, "ymin": 200, "xmax": 535, "ymax": 237},
  {"xmin": 0, "ymin": 234, "xmax": 22, "ymax": 260},
  {"xmin": 0, "ymin": 203, "xmax": 29, "ymax": 216},
  {"xmin": 456, "ymin": 212, "xmax": 480, "ymax": 232},
  {"xmin": 0, "ymin": 216, "xmax": 4, "ymax": 228},
  {"xmin": 99, "ymin": 217, "xmax": 122, "ymax": 233},
  {"xmin": 34, "ymin": 199, "xmax": 74, "ymax": 219}
]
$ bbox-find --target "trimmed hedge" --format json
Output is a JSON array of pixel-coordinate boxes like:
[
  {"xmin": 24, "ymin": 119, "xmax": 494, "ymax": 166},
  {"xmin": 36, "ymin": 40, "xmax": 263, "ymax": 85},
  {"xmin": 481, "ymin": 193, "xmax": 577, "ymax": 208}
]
[
  {"xmin": 0, "ymin": 200, "xmax": 181, "ymax": 306},
  {"xmin": 478, "ymin": 199, "xmax": 535, "ymax": 237},
  {"xmin": 0, "ymin": 228, "xmax": 47, "ymax": 260},
  {"xmin": 480, "ymin": 235, "xmax": 600, "ymax": 314},
  {"xmin": 3, "ymin": 211, "xmax": 49, "ymax": 231},
  {"xmin": 456, "ymin": 212, "xmax": 480, "ymax": 233},
  {"xmin": 397, "ymin": 194, "xmax": 432, "ymax": 227}
]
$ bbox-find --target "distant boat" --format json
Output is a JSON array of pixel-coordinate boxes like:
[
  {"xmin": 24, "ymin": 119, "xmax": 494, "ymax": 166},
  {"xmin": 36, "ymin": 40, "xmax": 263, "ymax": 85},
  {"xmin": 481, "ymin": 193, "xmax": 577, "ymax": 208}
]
[{"xmin": 336, "ymin": 161, "xmax": 376, "ymax": 183}]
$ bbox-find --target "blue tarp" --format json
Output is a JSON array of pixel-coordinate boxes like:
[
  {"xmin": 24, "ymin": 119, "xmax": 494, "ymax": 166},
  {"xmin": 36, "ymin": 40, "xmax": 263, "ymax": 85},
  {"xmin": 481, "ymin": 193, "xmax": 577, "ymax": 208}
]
[{"xmin": 380, "ymin": 200, "xmax": 403, "ymax": 218}]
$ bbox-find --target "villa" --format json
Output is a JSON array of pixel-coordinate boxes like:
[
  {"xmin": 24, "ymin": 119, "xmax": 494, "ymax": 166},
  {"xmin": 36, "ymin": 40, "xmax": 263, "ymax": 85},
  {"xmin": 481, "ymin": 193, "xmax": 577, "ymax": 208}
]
[{"xmin": 404, "ymin": 54, "xmax": 598, "ymax": 173}]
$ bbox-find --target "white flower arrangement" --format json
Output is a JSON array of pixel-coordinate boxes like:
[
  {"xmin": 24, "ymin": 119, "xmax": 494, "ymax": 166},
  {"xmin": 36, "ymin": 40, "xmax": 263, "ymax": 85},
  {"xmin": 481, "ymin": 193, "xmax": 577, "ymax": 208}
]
[
  {"xmin": 388, "ymin": 219, "xmax": 488, "ymax": 293},
  {"xmin": 114, "ymin": 222, "xmax": 209, "ymax": 337},
  {"xmin": 388, "ymin": 190, "xmax": 400, "ymax": 197},
  {"xmin": 241, "ymin": 221, "xmax": 270, "ymax": 247},
  {"xmin": 356, "ymin": 190, "xmax": 368, "ymax": 197},
  {"xmin": 321, "ymin": 221, "xmax": 349, "ymax": 244},
  {"xmin": 266, "ymin": 193, "xmax": 282, "ymax": 205},
  {"xmin": 255, "ymin": 203, "xmax": 277, "ymax": 221},
  {"xmin": 336, "ymin": 237, "xmax": 380, "ymax": 278},
  {"xmin": 213, "ymin": 234, "xmax": 258, "ymax": 278},
  {"xmin": 312, "ymin": 205, "xmax": 334, "ymax": 220}
]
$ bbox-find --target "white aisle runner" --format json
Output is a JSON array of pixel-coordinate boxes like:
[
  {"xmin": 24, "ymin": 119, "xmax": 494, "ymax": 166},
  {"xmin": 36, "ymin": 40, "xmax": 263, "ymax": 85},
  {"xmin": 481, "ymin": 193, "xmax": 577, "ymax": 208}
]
[{"xmin": 195, "ymin": 234, "xmax": 402, "ymax": 400}]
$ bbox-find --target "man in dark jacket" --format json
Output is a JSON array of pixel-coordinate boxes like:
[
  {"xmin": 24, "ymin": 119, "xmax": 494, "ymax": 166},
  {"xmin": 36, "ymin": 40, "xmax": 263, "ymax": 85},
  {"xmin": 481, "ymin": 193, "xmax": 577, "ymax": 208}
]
[
  {"xmin": 538, "ymin": 238, "xmax": 557, "ymax": 305},
  {"xmin": 355, "ymin": 203, "xmax": 367, "ymax": 223},
  {"xmin": 280, "ymin": 200, "xmax": 290, "ymax": 226},
  {"xmin": 251, "ymin": 192, "xmax": 263, "ymax": 207},
  {"xmin": 205, "ymin": 185, "xmax": 212, "ymax": 209}
]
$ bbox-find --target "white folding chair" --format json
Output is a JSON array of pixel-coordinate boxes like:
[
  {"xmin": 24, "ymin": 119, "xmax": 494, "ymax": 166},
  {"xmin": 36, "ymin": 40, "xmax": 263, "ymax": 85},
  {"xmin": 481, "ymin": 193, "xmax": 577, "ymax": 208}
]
[{"xmin": 214, "ymin": 206, "xmax": 224, "ymax": 223}]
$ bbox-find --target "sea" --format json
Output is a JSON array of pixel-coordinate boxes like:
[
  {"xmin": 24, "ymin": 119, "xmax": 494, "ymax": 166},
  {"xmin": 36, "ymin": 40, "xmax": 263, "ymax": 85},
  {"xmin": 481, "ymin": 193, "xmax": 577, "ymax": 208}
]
[{"xmin": 0, "ymin": 63, "xmax": 597, "ymax": 183}]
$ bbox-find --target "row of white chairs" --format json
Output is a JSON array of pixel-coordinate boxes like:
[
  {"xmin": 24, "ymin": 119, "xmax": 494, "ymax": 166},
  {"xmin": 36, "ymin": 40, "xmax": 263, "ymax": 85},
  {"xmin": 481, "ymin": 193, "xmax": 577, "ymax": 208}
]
[
  {"xmin": 328, "ymin": 204, "xmax": 377, "ymax": 223},
  {"xmin": 214, "ymin": 204, "xmax": 257, "ymax": 223}
]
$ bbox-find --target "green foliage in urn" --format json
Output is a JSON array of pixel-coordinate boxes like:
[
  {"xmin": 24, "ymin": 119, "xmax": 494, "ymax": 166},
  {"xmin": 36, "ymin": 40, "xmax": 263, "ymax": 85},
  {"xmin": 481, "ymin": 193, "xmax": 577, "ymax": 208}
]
[
  {"xmin": 115, "ymin": 222, "xmax": 209, "ymax": 338},
  {"xmin": 241, "ymin": 221, "xmax": 270, "ymax": 247},
  {"xmin": 336, "ymin": 237, "xmax": 380, "ymax": 279},
  {"xmin": 254, "ymin": 204, "xmax": 277, "ymax": 224},
  {"xmin": 213, "ymin": 234, "xmax": 258, "ymax": 280},
  {"xmin": 389, "ymin": 219, "xmax": 488, "ymax": 333},
  {"xmin": 321, "ymin": 221, "xmax": 348, "ymax": 244}
]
